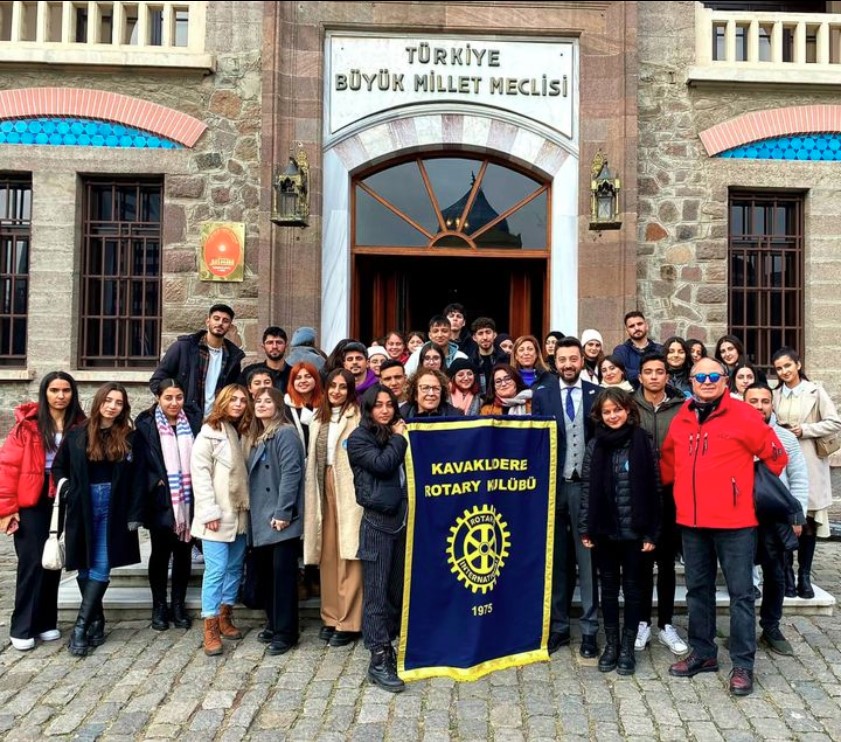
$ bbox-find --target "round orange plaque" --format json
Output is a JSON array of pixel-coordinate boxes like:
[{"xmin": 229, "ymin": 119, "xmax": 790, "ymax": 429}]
[{"xmin": 203, "ymin": 226, "xmax": 241, "ymax": 278}]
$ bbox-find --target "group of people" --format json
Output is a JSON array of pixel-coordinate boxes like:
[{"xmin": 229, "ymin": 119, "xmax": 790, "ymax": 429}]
[{"xmin": 1, "ymin": 302, "xmax": 838, "ymax": 698}]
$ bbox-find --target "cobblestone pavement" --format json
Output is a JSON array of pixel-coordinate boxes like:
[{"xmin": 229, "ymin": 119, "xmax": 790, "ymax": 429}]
[{"xmin": 1, "ymin": 511, "xmax": 841, "ymax": 741}]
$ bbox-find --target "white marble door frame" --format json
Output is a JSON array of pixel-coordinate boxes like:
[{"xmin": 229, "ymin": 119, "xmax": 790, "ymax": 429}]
[{"xmin": 320, "ymin": 111, "xmax": 579, "ymax": 351}]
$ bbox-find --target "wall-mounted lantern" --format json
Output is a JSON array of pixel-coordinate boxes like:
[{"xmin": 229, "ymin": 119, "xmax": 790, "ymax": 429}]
[
  {"xmin": 271, "ymin": 145, "xmax": 309, "ymax": 226},
  {"xmin": 589, "ymin": 151, "xmax": 621, "ymax": 230}
]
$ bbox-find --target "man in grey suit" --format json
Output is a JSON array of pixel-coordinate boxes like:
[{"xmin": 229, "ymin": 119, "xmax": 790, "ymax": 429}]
[{"xmin": 533, "ymin": 337, "xmax": 601, "ymax": 657}]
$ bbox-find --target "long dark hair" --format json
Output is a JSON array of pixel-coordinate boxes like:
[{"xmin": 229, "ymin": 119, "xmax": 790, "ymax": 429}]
[
  {"xmin": 663, "ymin": 336, "xmax": 693, "ymax": 375},
  {"xmin": 317, "ymin": 368, "xmax": 359, "ymax": 423},
  {"xmin": 771, "ymin": 346, "xmax": 809, "ymax": 382},
  {"xmin": 86, "ymin": 382, "xmax": 132, "ymax": 462},
  {"xmin": 37, "ymin": 371, "xmax": 84, "ymax": 453},
  {"xmin": 360, "ymin": 384, "xmax": 402, "ymax": 447},
  {"xmin": 149, "ymin": 377, "xmax": 185, "ymax": 413},
  {"xmin": 714, "ymin": 334, "xmax": 745, "ymax": 367}
]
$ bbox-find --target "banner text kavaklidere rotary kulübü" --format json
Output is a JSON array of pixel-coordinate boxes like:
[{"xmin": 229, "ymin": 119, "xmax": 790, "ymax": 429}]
[{"xmin": 399, "ymin": 417, "xmax": 557, "ymax": 681}]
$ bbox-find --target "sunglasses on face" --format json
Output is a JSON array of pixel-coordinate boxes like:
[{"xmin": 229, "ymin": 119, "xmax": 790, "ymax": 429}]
[{"xmin": 691, "ymin": 372, "xmax": 726, "ymax": 384}]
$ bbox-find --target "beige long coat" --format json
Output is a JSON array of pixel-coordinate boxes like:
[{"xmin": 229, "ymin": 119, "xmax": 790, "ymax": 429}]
[
  {"xmin": 190, "ymin": 422, "xmax": 250, "ymax": 542},
  {"xmin": 303, "ymin": 407, "xmax": 362, "ymax": 563},
  {"xmin": 773, "ymin": 380, "xmax": 841, "ymax": 511}
]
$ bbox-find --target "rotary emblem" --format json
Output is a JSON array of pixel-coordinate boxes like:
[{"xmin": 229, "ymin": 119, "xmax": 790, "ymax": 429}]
[{"xmin": 446, "ymin": 504, "xmax": 511, "ymax": 594}]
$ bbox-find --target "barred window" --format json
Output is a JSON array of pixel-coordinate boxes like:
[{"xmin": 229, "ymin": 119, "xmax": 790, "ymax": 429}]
[
  {"xmin": 0, "ymin": 176, "xmax": 31, "ymax": 366},
  {"xmin": 729, "ymin": 191, "xmax": 804, "ymax": 370},
  {"xmin": 80, "ymin": 179, "xmax": 162, "ymax": 368}
]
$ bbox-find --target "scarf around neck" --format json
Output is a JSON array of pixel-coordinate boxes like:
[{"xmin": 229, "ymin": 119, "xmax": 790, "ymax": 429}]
[
  {"xmin": 155, "ymin": 406, "xmax": 194, "ymax": 542},
  {"xmin": 586, "ymin": 423, "xmax": 658, "ymax": 540}
]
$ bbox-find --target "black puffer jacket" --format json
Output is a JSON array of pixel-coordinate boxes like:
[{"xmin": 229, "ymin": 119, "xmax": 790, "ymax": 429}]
[{"xmin": 578, "ymin": 436, "xmax": 660, "ymax": 543}]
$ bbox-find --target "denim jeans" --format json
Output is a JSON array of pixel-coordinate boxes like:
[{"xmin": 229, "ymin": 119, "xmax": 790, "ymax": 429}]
[
  {"xmin": 201, "ymin": 535, "xmax": 247, "ymax": 618},
  {"xmin": 551, "ymin": 481, "xmax": 598, "ymax": 636},
  {"xmin": 682, "ymin": 526, "xmax": 757, "ymax": 670},
  {"xmin": 78, "ymin": 483, "xmax": 112, "ymax": 584}
]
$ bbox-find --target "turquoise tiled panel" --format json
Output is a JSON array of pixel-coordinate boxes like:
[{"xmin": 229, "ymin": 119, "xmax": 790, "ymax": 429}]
[
  {"xmin": 718, "ymin": 134, "xmax": 841, "ymax": 160},
  {"xmin": 0, "ymin": 117, "xmax": 182, "ymax": 148}
]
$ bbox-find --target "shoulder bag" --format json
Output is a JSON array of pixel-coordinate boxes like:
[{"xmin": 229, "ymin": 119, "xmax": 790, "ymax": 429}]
[
  {"xmin": 42, "ymin": 478, "xmax": 67, "ymax": 571},
  {"xmin": 815, "ymin": 431, "xmax": 841, "ymax": 459}
]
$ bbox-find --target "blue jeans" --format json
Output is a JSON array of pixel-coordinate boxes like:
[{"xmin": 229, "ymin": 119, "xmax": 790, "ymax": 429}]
[
  {"xmin": 78, "ymin": 483, "xmax": 112, "ymax": 584},
  {"xmin": 682, "ymin": 526, "xmax": 757, "ymax": 670},
  {"xmin": 201, "ymin": 535, "xmax": 247, "ymax": 618}
]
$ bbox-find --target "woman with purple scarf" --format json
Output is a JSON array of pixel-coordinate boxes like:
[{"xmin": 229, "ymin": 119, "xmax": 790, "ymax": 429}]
[{"xmin": 134, "ymin": 379, "xmax": 202, "ymax": 631}]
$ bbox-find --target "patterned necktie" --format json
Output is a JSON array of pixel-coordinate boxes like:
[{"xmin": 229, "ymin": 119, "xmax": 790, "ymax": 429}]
[{"xmin": 566, "ymin": 387, "xmax": 576, "ymax": 421}]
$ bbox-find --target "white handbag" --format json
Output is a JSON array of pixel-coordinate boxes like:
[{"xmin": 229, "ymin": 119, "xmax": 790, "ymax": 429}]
[{"xmin": 41, "ymin": 478, "xmax": 67, "ymax": 571}]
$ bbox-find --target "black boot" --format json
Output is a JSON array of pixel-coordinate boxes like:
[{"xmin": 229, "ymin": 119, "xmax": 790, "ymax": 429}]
[
  {"xmin": 598, "ymin": 628, "xmax": 620, "ymax": 673},
  {"xmin": 797, "ymin": 533, "xmax": 816, "ymax": 599},
  {"xmin": 88, "ymin": 593, "xmax": 106, "ymax": 648},
  {"xmin": 784, "ymin": 551, "xmax": 797, "ymax": 598},
  {"xmin": 151, "ymin": 601, "xmax": 169, "ymax": 631},
  {"xmin": 170, "ymin": 544, "xmax": 192, "ymax": 629},
  {"xmin": 76, "ymin": 576, "xmax": 105, "ymax": 648},
  {"xmin": 68, "ymin": 580, "xmax": 108, "ymax": 657},
  {"xmin": 368, "ymin": 646, "xmax": 405, "ymax": 693},
  {"xmin": 170, "ymin": 601, "xmax": 191, "ymax": 630},
  {"xmin": 617, "ymin": 629, "xmax": 637, "ymax": 676}
]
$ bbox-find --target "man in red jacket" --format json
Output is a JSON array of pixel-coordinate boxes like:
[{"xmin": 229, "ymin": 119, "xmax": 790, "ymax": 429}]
[{"xmin": 661, "ymin": 357, "xmax": 787, "ymax": 697}]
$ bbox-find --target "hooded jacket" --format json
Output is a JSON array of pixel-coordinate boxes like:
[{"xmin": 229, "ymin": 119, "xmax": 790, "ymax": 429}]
[
  {"xmin": 149, "ymin": 330, "xmax": 245, "ymax": 414},
  {"xmin": 661, "ymin": 392, "xmax": 787, "ymax": 529},
  {"xmin": 0, "ymin": 403, "xmax": 85, "ymax": 518},
  {"xmin": 633, "ymin": 386, "xmax": 685, "ymax": 454}
]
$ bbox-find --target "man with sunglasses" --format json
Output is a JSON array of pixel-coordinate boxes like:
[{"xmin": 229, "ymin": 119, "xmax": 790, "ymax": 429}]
[{"xmin": 661, "ymin": 357, "xmax": 787, "ymax": 697}]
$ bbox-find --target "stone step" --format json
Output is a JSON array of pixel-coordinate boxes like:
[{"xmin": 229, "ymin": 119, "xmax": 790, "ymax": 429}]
[
  {"xmin": 58, "ymin": 577, "xmax": 835, "ymax": 622},
  {"xmin": 57, "ymin": 579, "xmax": 323, "ymax": 622},
  {"xmin": 61, "ymin": 540, "xmax": 834, "ymax": 621}
]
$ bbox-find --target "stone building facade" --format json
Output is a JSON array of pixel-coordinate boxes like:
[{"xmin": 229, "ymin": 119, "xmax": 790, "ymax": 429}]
[
  {"xmin": 2, "ymin": 0, "xmax": 840, "ymax": 432},
  {"xmin": 0, "ymin": 1, "xmax": 264, "ymax": 423},
  {"xmin": 637, "ymin": 0, "xmax": 841, "ymax": 394}
]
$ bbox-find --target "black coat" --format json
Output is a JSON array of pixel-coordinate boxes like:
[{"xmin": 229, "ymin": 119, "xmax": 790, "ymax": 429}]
[
  {"xmin": 399, "ymin": 402, "xmax": 464, "ymax": 419},
  {"xmin": 133, "ymin": 407, "xmax": 202, "ymax": 530},
  {"xmin": 52, "ymin": 426, "xmax": 142, "ymax": 572},
  {"xmin": 149, "ymin": 330, "xmax": 245, "ymax": 414},
  {"xmin": 579, "ymin": 435, "xmax": 661, "ymax": 543}
]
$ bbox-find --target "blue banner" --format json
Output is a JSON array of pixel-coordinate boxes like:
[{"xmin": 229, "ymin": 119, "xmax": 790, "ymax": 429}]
[{"xmin": 398, "ymin": 416, "xmax": 557, "ymax": 682}]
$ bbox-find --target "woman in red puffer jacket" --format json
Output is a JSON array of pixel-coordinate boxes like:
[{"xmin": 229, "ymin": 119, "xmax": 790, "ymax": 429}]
[{"xmin": 0, "ymin": 371, "xmax": 85, "ymax": 650}]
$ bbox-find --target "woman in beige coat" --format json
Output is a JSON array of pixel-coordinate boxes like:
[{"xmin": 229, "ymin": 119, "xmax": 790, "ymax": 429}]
[
  {"xmin": 191, "ymin": 384, "xmax": 253, "ymax": 656},
  {"xmin": 304, "ymin": 368, "xmax": 363, "ymax": 647},
  {"xmin": 772, "ymin": 348, "xmax": 841, "ymax": 599}
]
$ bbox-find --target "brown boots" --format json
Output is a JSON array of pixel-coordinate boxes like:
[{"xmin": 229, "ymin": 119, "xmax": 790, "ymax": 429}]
[
  {"xmin": 203, "ymin": 618, "xmax": 222, "ymax": 656},
  {"xmin": 203, "ymin": 605, "xmax": 242, "ymax": 657},
  {"xmin": 218, "ymin": 604, "xmax": 242, "ymax": 640}
]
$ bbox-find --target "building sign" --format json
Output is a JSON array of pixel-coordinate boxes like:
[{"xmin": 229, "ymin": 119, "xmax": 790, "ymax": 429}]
[
  {"xmin": 326, "ymin": 34, "xmax": 575, "ymax": 139},
  {"xmin": 200, "ymin": 222, "xmax": 244, "ymax": 282}
]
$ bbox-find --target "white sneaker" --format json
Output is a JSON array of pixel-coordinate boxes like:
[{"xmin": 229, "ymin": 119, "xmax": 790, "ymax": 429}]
[
  {"xmin": 10, "ymin": 636, "xmax": 35, "ymax": 651},
  {"xmin": 634, "ymin": 621, "xmax": 651, "ymax": 651},
  {"xmin": 37, "ymin": 629, "xmax": 61, "ymax": 642},
  {"xmin": 659, "ymin": 624, "xmax": 689, "ymax": 655}
]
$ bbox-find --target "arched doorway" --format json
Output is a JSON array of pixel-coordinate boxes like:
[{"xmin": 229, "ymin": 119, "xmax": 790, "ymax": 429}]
[{"xmin": 351, "ymin": 155, "xmax": 550, "ymax": 341}]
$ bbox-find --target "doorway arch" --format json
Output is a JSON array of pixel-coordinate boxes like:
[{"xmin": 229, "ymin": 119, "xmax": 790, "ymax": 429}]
[
  {"xmin": 321, "ymin": 111, "xmax": 579, "ymax": 350},
  {"xmin": 352, "ymin": 154, "xmax": 550, "ymax": 341}
]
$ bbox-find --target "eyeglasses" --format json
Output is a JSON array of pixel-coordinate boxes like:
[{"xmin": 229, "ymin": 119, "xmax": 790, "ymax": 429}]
[
  {"xmin": 419, "ymin": 385, "xmax": 442, "ymax": 394},
  {"xmin": 691, "ymin": 372, "xmax": 726, "ymax": 384},
  {"xmin": 495, "ymin": 375, "xmax": 514, "ymax": 385}
]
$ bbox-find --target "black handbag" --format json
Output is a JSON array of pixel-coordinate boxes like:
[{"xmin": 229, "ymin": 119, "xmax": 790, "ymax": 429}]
[{"xmin": 753, "ymin": 461, "xmax": 804, "ymax": 525}]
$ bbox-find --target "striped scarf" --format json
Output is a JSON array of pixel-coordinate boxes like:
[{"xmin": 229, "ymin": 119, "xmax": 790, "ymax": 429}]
[{"xmin": 155, "ymin": 406, "xmax": 194, "ymax": 543}]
